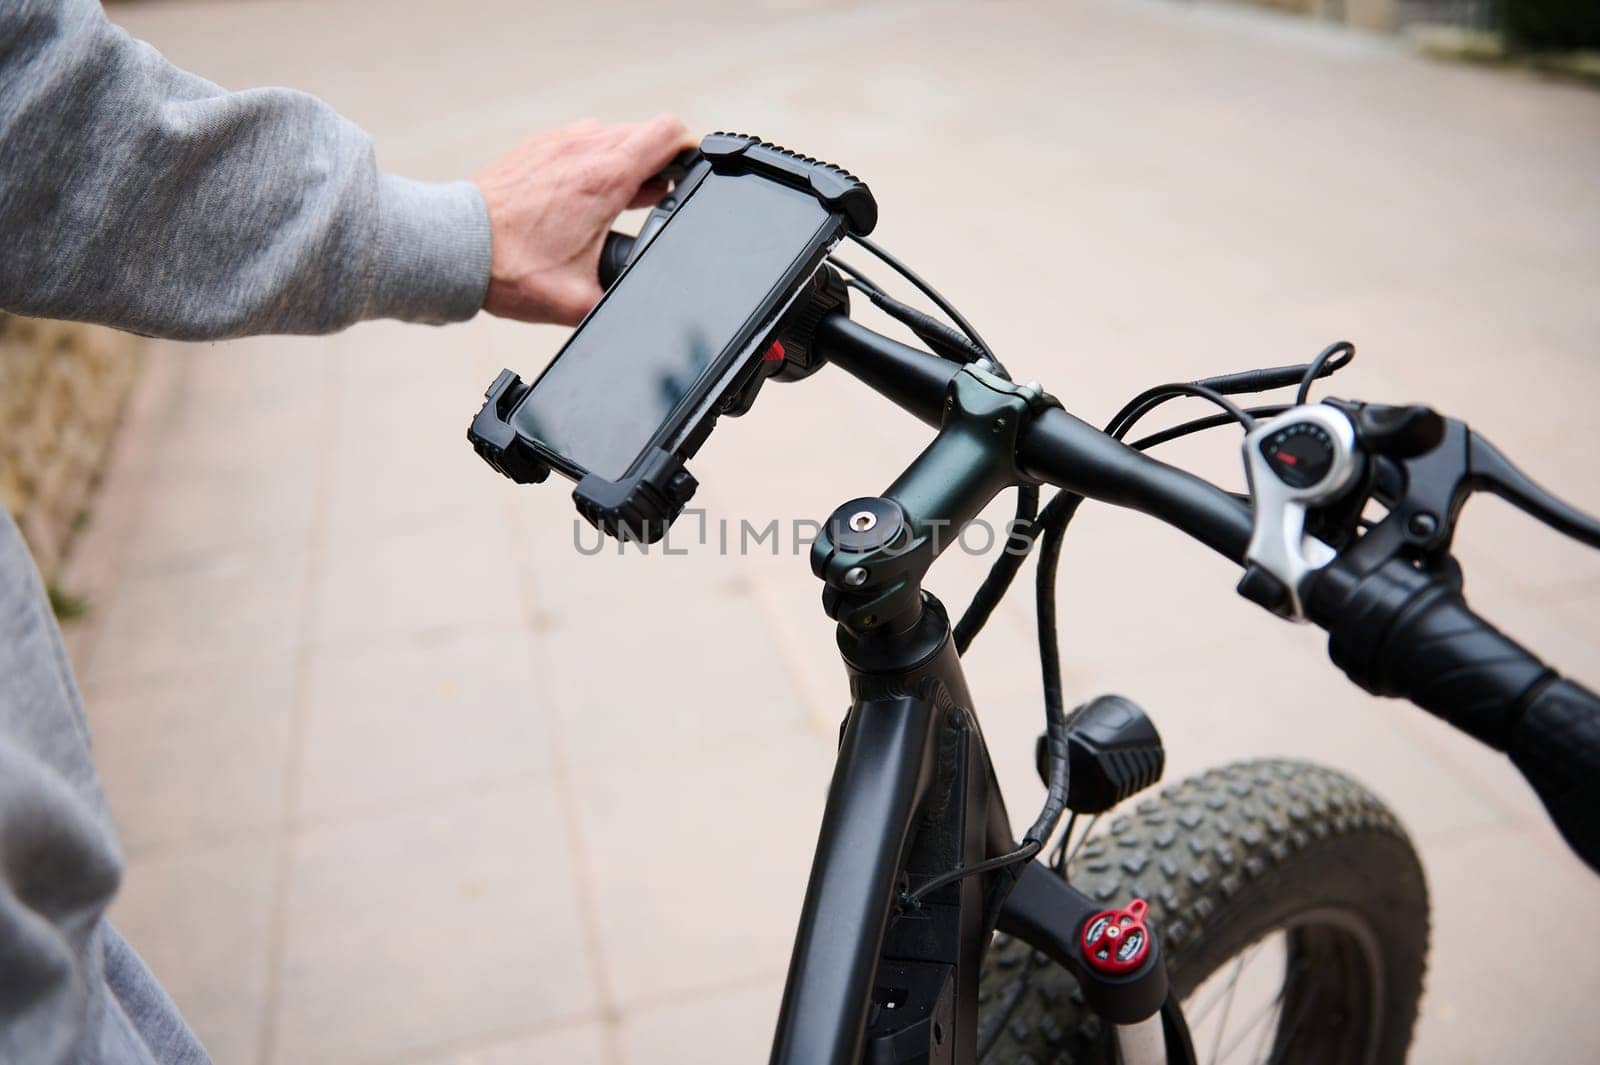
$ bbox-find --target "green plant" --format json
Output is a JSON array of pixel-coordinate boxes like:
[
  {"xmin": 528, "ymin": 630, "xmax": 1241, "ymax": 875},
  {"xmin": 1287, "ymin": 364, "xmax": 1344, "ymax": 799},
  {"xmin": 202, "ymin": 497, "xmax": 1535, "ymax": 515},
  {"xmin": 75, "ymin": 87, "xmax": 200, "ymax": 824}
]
[{"xmin": 47, "ymin": 580, "xmax": 89, "ymax": 622}]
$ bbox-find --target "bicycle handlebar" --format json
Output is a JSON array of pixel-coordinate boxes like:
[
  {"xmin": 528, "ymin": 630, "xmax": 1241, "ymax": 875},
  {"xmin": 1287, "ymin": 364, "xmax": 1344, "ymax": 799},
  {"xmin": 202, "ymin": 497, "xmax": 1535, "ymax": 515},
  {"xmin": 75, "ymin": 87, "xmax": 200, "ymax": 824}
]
[
  {"xmin": 816, "ymin": 303, "xmax": 1600, "ymax": 873},
  {"xmin": 593, "ymin": 234, "xmax": 1600, "ymax": 872},
  {"xmin": 813, "ymin": 314, "xmax": 1254, "ymax": 563},
  {"xmin": 599, "ymin": 231, "xmax": 633, "ymax": 290},
  {"xmin": 1511, "ymin": 681, "xmax": 1600, "ymax": 868}
]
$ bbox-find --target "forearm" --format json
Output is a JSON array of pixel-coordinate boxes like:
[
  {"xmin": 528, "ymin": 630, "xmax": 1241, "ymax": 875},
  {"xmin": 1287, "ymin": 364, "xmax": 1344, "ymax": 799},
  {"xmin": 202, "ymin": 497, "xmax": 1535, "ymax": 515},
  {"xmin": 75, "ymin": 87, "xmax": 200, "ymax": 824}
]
[{"xmin": 0, "ymin": 0, "xmax": 490, "ymax": 340}]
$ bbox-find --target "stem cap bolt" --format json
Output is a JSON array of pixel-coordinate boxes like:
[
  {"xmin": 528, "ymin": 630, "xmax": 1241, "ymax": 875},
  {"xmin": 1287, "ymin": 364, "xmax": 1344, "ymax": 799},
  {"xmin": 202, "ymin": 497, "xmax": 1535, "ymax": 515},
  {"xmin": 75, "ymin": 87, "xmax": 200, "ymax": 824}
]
[{"xmin": 826, "ymin": 497, "xmax": 905, "ymax": 554}]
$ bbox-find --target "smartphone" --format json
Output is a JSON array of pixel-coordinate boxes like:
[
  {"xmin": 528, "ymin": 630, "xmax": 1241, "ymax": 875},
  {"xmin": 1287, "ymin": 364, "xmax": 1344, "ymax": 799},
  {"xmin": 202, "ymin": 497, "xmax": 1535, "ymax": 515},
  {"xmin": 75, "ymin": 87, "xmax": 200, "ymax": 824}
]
[
  {"xmin": 470, "ymin": 134, "xmax": 876, "ymax": 540},
  {"xmin": 512, "ymin": 171, "xmax": 842, "ymax": 483}
]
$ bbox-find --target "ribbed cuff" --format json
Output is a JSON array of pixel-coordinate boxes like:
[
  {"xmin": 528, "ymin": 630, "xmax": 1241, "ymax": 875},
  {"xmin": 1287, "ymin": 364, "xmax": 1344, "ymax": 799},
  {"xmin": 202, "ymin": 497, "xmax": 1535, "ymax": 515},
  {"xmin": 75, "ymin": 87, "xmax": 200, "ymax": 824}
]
[{"xmin": 364, "ymin": 175, "xmax": 492, "ymax": 324}]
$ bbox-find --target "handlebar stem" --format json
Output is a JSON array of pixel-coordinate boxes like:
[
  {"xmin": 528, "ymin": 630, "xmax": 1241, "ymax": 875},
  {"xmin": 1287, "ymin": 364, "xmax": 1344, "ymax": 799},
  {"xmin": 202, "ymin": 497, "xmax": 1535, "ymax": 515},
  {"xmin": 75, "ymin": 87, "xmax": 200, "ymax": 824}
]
[
  {"xmin": 811, "ymin": 366, "xmax": 1045, "ymax": 637},
  {"xmin": 883, "ymin": 365, "xmax": 1043, "ymax": 545}
]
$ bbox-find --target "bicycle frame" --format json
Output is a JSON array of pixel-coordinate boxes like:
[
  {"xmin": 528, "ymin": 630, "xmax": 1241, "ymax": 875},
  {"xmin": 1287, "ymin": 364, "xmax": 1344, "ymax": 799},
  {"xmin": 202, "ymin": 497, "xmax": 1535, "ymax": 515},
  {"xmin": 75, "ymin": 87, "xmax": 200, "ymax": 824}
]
[{"xmin": 770, "ymin": 596, "xmax": 1008, "ymax": 1063}]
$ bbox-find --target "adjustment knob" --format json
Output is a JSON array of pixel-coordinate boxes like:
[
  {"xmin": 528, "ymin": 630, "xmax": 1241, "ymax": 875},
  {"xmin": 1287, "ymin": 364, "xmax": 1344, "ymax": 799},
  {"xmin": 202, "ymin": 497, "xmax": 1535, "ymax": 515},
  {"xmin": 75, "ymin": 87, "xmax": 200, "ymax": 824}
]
[{"xmin": 1081, "ymin": 899, "xmax": 1153, "ymax": 976}]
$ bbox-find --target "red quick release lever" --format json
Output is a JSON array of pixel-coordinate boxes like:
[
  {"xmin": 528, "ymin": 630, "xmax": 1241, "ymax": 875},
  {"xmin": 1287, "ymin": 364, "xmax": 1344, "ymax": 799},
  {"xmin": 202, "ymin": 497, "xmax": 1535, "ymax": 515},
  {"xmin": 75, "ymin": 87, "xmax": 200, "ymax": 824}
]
[{"xmin": 1080, "ymin": 898, "xmax": 1152, "ymax": 975}]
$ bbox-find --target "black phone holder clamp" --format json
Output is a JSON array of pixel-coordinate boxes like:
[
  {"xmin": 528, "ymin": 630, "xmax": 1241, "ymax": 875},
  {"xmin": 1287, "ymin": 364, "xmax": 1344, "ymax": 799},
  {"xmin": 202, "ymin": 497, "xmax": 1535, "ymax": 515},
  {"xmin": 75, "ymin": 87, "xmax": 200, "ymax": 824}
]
[
  {"xmin": 688, "ymin": 132, "xmax": 872, "ymax": 413},
  {"xmin": 470, "ymin": 133, "xmax": 878, "ymax": 546},
  {"xmin": 718, "ymin": 265, "xmax": 852, "ymax": 420},
  {"xmin": 467, "ymin": 370, "xmax": 697, "ymax": 542},
  {"xmin": 700, "ymin": 132, "xmax": 878, "ymax": 236},
  {"xmin": 572, "ymin": 448, "xmax": 698, "ymax": 544},
  {"xmin": 469, "ymin": 369, "xmax": 550, "ymax": 486}
]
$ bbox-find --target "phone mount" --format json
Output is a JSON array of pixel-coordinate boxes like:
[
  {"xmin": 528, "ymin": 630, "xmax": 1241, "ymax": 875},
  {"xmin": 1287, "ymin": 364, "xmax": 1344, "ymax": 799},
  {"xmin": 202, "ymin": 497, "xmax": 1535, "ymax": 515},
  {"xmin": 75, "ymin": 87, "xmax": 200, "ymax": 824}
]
[{"xmin": 468, "ymin": 133, "xmax": 876, "ymax": 543}]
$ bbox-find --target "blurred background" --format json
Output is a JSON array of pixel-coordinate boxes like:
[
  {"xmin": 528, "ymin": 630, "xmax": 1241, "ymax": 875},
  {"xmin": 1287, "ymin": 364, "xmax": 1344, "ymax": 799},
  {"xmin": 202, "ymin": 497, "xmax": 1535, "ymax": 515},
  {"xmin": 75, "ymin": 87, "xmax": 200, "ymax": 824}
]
[{"xmin": 5, "ymin": 0, "xmax": 1597, "ymax": 1062}]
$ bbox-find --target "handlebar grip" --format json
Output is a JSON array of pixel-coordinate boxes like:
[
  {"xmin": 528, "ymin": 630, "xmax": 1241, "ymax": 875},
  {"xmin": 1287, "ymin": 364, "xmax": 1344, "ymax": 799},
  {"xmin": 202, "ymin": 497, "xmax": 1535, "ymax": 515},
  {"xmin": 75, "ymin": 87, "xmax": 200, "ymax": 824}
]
[
  {"xmin": 1508, "ymin": 679, "xmax": 1600, "ymax": 870},
  {"xmin": 1308, "ymin": 560, "xmax": 1600, "ymax": 872},
  {"xmin": 598, "ymin": 230, "xmax": 635, "ymax": 289}
]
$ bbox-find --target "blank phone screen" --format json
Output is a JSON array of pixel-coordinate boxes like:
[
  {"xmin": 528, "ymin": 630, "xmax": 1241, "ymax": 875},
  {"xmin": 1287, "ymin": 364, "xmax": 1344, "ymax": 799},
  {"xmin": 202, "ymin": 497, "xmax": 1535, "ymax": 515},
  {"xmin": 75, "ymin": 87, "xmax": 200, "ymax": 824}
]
[{"xmin": 511, "ymin": 172, "xmax": 835, "ymax": 481}]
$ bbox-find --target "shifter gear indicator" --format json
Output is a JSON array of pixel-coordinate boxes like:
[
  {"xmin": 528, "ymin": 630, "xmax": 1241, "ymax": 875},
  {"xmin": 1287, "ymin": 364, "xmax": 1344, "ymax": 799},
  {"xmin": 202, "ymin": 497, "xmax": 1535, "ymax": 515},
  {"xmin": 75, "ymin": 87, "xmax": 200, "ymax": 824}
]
[
  {"xmin": 1260, "ymin": 421, "xmax": 1336, "ymax": 490},
  {"xmin": 1240, "ymin": 404, "xmax": 1361, "ymax": 619}
]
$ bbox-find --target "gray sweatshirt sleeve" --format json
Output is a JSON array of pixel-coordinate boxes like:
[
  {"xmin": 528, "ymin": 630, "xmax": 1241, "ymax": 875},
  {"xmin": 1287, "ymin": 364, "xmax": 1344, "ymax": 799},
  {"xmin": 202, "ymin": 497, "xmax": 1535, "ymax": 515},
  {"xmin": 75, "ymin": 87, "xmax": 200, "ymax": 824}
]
[{"xmin": 0, "ymin": 0, "xmax": 491, "ymax": 340}]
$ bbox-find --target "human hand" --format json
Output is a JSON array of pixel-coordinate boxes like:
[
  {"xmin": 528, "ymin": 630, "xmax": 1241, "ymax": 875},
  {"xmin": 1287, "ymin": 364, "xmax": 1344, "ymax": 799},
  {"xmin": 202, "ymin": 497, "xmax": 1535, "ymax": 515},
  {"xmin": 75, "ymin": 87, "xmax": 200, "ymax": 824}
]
[{"xmin": 474, "ymin": 114, "xmax": 695, "ymax": 326}]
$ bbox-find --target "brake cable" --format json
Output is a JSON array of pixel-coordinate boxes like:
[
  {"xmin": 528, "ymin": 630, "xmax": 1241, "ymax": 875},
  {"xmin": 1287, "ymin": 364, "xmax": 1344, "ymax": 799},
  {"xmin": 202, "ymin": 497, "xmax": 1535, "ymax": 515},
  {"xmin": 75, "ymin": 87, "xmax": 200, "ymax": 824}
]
[
  {"xmin": 844, "ymin": 234, "xmax": 1002, "ymax": 374},
  {"xmin": 1296, "ymin": 341, "xmax": 1356, "ymax": 404},
  {"xmin": 832, "ymin": 264, "xmax": 990, "ymax": 367}
]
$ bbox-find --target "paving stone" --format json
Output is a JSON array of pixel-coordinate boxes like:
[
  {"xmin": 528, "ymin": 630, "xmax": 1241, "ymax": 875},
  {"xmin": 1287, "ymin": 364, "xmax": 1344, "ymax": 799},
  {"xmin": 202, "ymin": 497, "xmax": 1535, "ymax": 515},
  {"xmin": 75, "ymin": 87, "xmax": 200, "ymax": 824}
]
[
  {"xmin": 298, "ymin": 629, "xmax": 555, "ymax": 817},
  {"xmin": 84, "ymin": 660, "xmax": 296, "ymax": 853},
  {"xmin": 619, "ymin": 980, "xmax": 783, "ymax": 1065},
  {"xmin": 417, "ymin": 1022, "xmax": 610, "ymax": 1065},
  {"xmin": 272, "ymin": 787, "xmax": 595, "ymax": 1065}
]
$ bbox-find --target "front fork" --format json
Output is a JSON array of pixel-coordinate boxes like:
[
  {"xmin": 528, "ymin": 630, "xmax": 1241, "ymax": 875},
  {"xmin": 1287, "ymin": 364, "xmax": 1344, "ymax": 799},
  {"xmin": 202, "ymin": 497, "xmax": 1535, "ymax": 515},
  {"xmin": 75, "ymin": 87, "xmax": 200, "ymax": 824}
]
[
  {"xmin": 1118, "ymin": 1014, "xmax": 1176, "ymax": 1065},
  {"xmin": 998, "ymin": 861, "xmax": 1196, "ymax": 1065}
]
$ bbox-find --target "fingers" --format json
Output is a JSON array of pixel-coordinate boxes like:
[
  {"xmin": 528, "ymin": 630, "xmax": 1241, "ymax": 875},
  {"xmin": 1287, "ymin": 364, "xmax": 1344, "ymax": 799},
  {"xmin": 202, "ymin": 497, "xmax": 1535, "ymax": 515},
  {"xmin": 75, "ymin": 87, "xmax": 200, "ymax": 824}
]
[
  {"xmin": 615, "ymin": 113, "xmax": 696, "ymax": 187},
  {"xmin": 627, "ymin": 177, "xmax": 671, "ymax": 211},
  {"xmin": 476, "ymin": 114, "xmax": 697, "ymax": 325},
  {"xmin": 553, "ymin": 278, "xmax": 605, "ymax": 327}
]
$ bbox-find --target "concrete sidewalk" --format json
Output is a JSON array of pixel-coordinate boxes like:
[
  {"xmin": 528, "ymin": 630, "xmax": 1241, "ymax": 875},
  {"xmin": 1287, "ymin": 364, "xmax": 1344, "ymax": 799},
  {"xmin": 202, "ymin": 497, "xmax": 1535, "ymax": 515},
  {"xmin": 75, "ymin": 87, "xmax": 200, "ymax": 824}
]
[{"xmin": 72, "ymin": 1, "xmax": 1600, "ymax": 1062}]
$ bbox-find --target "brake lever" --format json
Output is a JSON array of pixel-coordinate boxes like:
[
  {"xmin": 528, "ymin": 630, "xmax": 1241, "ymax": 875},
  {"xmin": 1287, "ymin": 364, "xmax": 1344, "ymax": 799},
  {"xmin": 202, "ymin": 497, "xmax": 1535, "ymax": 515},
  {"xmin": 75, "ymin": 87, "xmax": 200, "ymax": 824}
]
[
  {"xmin": 1468, "ymin": 430, "xmax": 1600, "ymax": 549},
  {"xmin": 1332, "ymin": 400, "xmax": 1600, "ymax": 573}
]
